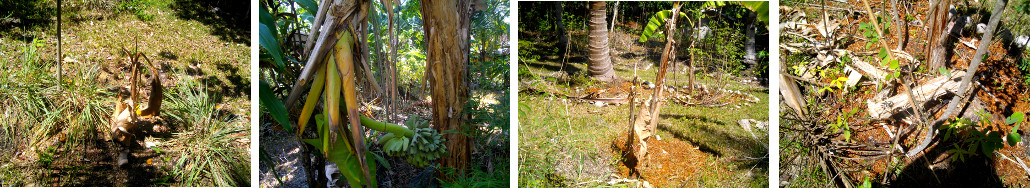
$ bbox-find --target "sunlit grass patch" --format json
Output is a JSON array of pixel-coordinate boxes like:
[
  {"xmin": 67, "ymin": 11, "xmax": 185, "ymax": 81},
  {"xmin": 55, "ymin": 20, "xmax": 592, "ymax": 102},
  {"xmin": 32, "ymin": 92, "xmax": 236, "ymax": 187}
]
[{"xmin": 164, "ymin": 74, "xmax": 250, "ymax": 187}]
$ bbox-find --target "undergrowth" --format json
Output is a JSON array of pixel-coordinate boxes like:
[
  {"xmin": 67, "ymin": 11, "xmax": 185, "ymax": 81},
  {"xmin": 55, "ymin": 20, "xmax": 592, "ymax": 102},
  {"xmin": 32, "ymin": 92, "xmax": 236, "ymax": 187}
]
[
  {"xmin": 116, "ymin": 0, "xmax": 155, "ymax": 21},
  {"xmin": 0, "ymin": 37, "xmax": 108, "ymax": 150},
  {"xmin": 165, "ymin": 74, "xmax": 250, "ymax": 187}
]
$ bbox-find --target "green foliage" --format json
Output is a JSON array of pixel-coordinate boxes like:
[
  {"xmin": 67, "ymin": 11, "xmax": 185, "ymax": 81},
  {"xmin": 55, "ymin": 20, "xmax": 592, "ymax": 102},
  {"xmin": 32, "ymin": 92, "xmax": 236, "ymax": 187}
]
[
  {"xmin": 439, "ymin": 160, "xmax": 509, "ymax": 187},
  {"xmin": 0, "ymin": 0, "xmax": 54, "ymax": 27},
  {"xmin": 701, "ymin": 1, "xmax": 769, "ymax": 23},
  {"xmin": 35, "ymin": 147, "xmax": 56, "ymax": 167},
  {"xmin": 1005, "ymin": 112, "xmax": 1024, "ymax": 146},
  {"xmin": 258, "ymin": 8, "xmax": 285, "ymax": 71},
  {"xmin": 858, "ymin": 17, "xmax": 888, "ymax": 49},
  {"xmin": 259, "ymin": 81, "xmax": 291, "ymax": 131},
  {"xmin": 639, "ymin": 9, "xmax": 688, "ymax": 42},
  {"xmin": 1018, "ymin": 0, "xmax": 1030, "ymax": 15},
  {"xmin": 117, "ymin": 0, "xmax": 155, "ymax": 21},
  {"xmin": 942, "ymin": 110, "xmax": 1024, "ymax": 162},
  {"xmin": 859, "ymin": 17, "xmax": 902, "ymax": 84},
  {"xmin": 819, "ymin": 77, "xmax": 849, "ymax": 93},
  {"xmin": 829, "ymin": 108, "xmax": 858, "ymax": 142},
  {"xmin": 301, "ymin": 114, "xmax": 380, "ymax": 188},
  {"xmin": 166, "ymin": 75, "xmax": 250, "ymax": 187},
  {"xmin": 1018, "ymin": 57, "xmax": 1030, "ymax": 86},
  {"xmin": 569, "ymin": 71, "xmax": 593, "ymax": 87},
  {"xmin": 0, "ymin": 37, "xmax": 107, "ymax": 148}
]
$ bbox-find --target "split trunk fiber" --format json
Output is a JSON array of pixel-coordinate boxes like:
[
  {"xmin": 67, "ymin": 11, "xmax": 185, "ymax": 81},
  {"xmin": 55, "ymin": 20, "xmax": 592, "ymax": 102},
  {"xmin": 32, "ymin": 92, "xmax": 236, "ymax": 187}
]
[{"xmin": 421, "ymin": 0, "xmax": 472, "ymax": 174}]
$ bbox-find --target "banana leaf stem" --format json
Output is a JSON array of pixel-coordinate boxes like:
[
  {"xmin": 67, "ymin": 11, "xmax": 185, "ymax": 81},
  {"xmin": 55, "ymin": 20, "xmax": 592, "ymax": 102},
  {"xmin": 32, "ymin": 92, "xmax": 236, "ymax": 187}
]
[{"xmin": 359, "ymin": 115, "xmax": 414, "ymax": 138}]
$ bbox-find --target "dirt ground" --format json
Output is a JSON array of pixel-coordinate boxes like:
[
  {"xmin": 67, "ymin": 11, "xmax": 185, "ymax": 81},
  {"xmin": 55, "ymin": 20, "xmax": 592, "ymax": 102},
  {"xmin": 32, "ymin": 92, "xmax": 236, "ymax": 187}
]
[{"xmin": 780, "ymin": 0, "xmax": 1030, "ymax": 186}]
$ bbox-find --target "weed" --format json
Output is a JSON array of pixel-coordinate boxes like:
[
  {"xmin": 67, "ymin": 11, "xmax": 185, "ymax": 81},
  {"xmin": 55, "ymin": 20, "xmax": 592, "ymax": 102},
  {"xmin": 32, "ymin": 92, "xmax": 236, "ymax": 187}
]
[
  {"xmin": 942, "ymin": 111, "xmax": 1024, "ymax": 162},
  {"xmin": 1018, "ymin": 57, "xmax": 1030, "ymax": 86},
  {"xmin": 569, "ymin": 71, "xmax": 593, "ymax": 86},
  {"xmin": 829, "ymin": 108, "xmax": 858, "ymax": 142},
  {"xmin": 438, "ymin": 159, "xmax": 509, "ymax": 187},
  {"xmin": 35, "ymin": 147, "xmax": 56, "ymax": 167},
  {"xmin": 166, "ymin": 75, "xmax": 249, "ymax": 187}
]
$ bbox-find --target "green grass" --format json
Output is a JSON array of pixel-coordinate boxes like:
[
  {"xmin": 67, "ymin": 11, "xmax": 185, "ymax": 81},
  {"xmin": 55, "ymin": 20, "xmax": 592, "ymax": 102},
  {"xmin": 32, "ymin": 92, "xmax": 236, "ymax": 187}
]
[
  {"xmin": 519, "ymin": 65, "xmax": 769, "ymax": 187},
  {"xmin": 518, "ymin": 88, "xmax": 769, "ymax": 186},
  {"xmin": 166, "ymin": 74, "xmax": 250, "ymax": 187}
]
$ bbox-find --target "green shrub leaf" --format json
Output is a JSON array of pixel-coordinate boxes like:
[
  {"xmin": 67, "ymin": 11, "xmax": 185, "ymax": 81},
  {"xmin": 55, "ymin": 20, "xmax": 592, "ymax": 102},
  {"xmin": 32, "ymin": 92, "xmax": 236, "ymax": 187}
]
[
  {"xmin": 939, "ymin": 67, "xmax": 951, "ymax": 77},
  {"xmin": 1005, "ymin": 112, "xmax": 1025, "ymax": 125},
  {"xmin": 260, "ymin": 81, "xmax": 292, "ymax": 132}
]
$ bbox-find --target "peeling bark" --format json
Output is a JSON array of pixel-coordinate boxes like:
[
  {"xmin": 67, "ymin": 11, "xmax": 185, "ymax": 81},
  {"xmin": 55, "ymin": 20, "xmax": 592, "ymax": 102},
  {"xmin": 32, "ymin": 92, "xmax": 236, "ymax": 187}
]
[{"xmin": 421, "ymin": 0, "xmax": 472, "ymax": 174}]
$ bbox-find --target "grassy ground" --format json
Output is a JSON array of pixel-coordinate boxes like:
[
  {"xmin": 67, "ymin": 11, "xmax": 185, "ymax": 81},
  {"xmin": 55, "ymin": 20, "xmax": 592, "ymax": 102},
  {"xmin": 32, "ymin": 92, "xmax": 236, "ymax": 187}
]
[
  {"xmin": 0, "ymin": 0, "xmax": 250, "ymax": 186},
  {"xmin": 518, "ymin": 30, "xmax": 769, "ymax": 187}
]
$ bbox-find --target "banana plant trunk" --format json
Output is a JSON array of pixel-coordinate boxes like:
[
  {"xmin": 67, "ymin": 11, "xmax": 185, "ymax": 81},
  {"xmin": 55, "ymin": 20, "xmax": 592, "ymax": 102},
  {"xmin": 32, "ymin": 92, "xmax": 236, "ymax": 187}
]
[
  {"xmin": 587, "ymin": 1, "xmax": 616, "ymax": 82},
  {"xmin": 421, "ymin": 0, "xmax": 472, "ymax": 174}
]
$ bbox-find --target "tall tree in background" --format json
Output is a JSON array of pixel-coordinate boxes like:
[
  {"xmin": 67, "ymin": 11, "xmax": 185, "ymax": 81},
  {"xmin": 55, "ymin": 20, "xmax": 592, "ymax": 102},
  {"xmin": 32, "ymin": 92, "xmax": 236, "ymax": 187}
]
[
  {"xmin": 420, "ymin": 0, "xmax": 472, "ymax": 173},
  {"xmin": 553, "ymin": 2, "xmax": 567, "ymax": 56},
  {"xmin": 587, "ymin": 1, "xmax": 617, "ymax": 82}
]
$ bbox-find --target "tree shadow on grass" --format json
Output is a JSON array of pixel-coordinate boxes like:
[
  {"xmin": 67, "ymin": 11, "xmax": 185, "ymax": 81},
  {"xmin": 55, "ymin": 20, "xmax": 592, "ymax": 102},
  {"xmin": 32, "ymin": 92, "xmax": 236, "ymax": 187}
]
[
  {"xmin": 181, "ymin": 59, "xmax": 247, "ymax": 102},
  {"xmin": 170, "ymin": 0, "xmax": 249, "ymax": 44}
]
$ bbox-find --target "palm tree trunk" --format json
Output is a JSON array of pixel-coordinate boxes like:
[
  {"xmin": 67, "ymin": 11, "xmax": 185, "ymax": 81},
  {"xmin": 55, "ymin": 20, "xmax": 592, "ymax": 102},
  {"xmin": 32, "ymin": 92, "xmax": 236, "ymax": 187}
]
[
  {"xmin": 421, "ymin": 0, "xmax": 472, "ymax": 175},
  {"xmin": 587, "ymin": 1, "xmax": 616, "ymax": 82}
]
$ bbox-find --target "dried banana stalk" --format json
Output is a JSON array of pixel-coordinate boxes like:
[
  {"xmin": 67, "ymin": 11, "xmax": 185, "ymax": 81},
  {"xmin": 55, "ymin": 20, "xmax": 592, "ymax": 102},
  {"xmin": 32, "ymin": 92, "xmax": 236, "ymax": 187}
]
[{"xmin": 331, "ymin": 30, "xmax": 372, "ymax": 186}]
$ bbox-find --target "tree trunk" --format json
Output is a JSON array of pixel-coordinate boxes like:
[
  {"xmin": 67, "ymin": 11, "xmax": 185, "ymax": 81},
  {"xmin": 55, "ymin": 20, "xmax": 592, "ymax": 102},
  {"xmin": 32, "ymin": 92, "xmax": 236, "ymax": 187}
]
[
  {"xmin": 421, "ymin": 0, "xmax": 472, "ymax": 175},
  {"xmin": 926, "ymin": 0, "xmax": 951, "ymax": 70},
  {"xmin": 743, "ymin": 12, "xmax": 756, "ymax": 70},
  {"xmin": 647, "ymin": 2, "xmax": 679, "ymax": 136},
  {"xmin": 609, "ymin": 1, "xmax": 618, "ymax": 33},
  {"xmin": 553, "ymin": 2, "xmax": 567, "ymax": 57},
  {"xmin": 57, "ymin": 0, "xmax": 62, "ymax": 89},
  {"xmin": 587, "ymin": 1, "xmax": 617, "ymax": 82}
]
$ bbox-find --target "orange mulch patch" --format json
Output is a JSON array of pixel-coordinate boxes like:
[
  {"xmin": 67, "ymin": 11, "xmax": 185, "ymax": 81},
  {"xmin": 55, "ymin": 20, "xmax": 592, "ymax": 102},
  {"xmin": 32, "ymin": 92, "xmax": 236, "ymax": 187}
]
[{"xmin": 611, "ymin": 131, "xmax": 708, "ymax": 187}]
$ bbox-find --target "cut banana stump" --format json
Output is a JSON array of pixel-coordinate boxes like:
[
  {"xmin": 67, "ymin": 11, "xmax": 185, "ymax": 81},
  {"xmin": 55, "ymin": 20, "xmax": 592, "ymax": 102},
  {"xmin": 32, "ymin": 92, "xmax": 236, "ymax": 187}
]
[{"xmin": 109, "ymin": 43, "xmax": 165, "ymax": 168}]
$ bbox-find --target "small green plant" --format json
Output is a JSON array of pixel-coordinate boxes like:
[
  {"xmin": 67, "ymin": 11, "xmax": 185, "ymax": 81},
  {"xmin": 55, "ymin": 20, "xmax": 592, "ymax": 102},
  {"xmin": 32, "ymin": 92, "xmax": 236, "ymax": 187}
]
[
  {"xmin": 942, "ymin": 111, "xmax": 1024, "ymax": 162},
  {"xmin": 858, "ymin": 16, "xmax": 891, "ymax": 49},
  {"xmin": 877, "ymin": 48, "xmax": 901, "ymax": 81},
  {"xmin": 829, "ymin": 108, "xmax": 858, "ymax": 142},
  {"xmin": 569, "ymin": 71, "xmax": 592, "ymax": 86},
  {"xmin": 35, "ymin": 147, "xmax": 56, "ymax": 167},
  {"xmin": 1017, "ymin": 57, "xmax": 1030, "ymax": 86},
  {"xmin": 819, "ymin": 76, "xmax": 849, "ymax": 93},
  {"xmin": 860, "ymin": 176, "xmax": 872, "ymax": 188}
]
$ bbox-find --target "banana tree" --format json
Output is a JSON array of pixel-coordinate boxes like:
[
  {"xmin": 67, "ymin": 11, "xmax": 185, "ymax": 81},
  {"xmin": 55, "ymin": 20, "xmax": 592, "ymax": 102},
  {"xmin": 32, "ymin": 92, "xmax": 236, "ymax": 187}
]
[
  {"xmin": 259, "ymin": 0, "xmax": 447, "ymax": 187},
  {"xmin": 638, "ymin": 1, "xmax": 768, "ymax": 90},
  {"xmin": 639, "ymin": 2, "xmax": 768, "ymax": 60}
]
